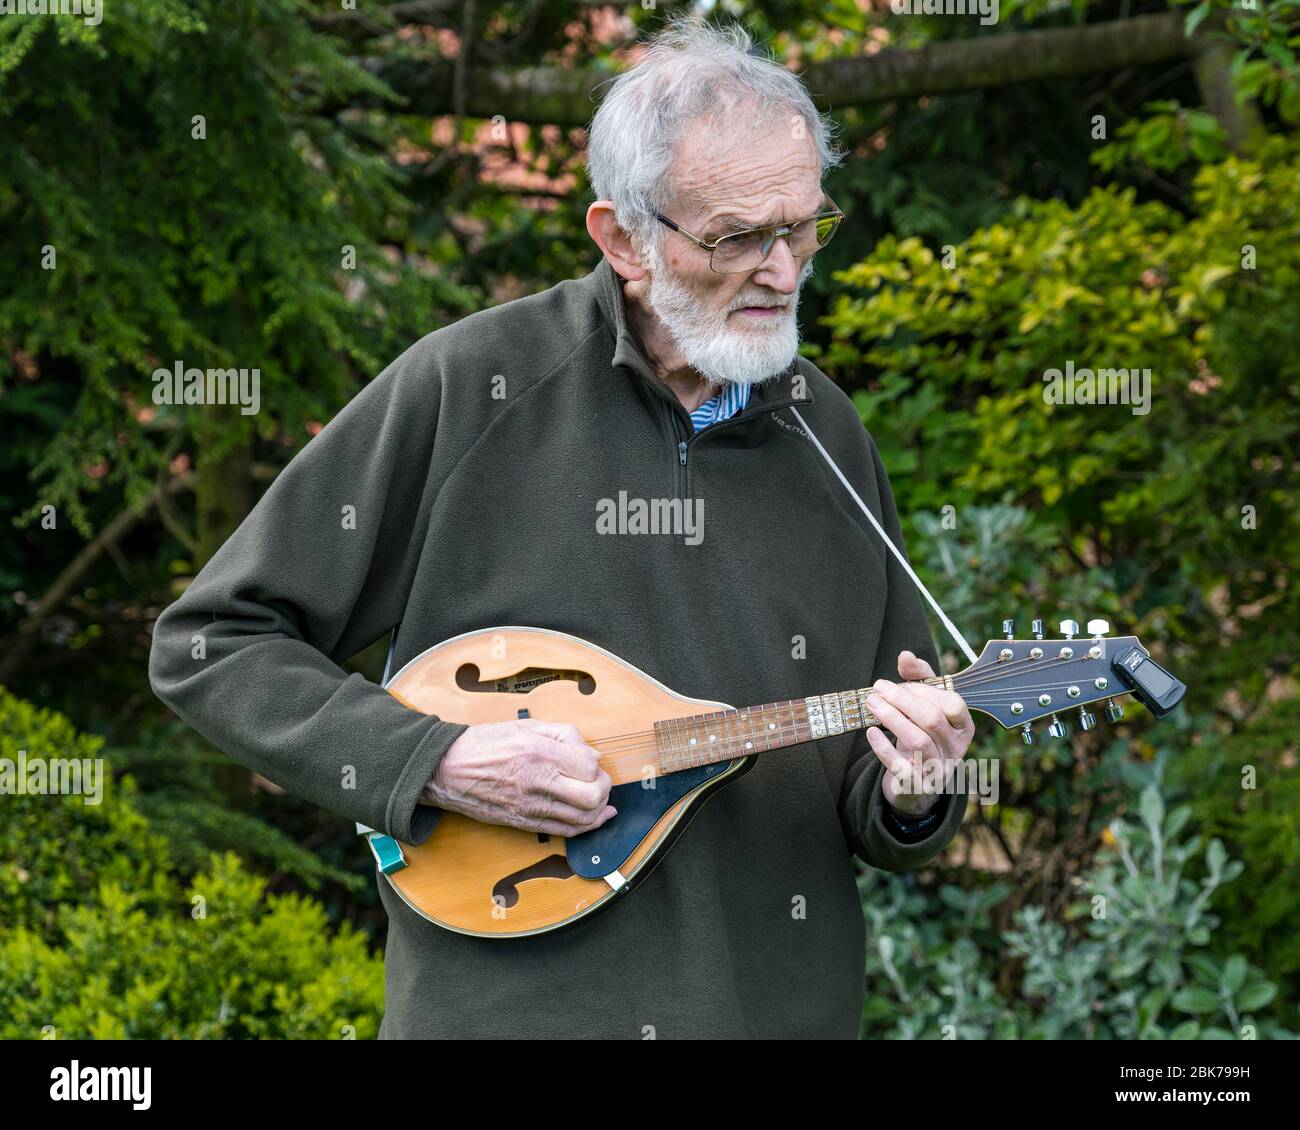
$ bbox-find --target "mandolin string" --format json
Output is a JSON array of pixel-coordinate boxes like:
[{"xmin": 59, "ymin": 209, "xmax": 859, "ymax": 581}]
[
  {"xmin": 591, "ymin": 685, "xmax": 1084, "ymax": 757},
  {"xmin": 577, "ymin": 651, "xmax": 1107, "ymax": 748},
  {"xmin": 584, "ymin": 655, "xmax": 1114, "ymax": 768},
  {"xmin": 591, "ymin": 668, "xmax": 1093, "ymax": 750}
]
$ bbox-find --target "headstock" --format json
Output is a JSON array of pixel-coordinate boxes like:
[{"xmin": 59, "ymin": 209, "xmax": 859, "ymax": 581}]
[{"xmin": 953, "ymin": 618, "xmax": 1186, "ymax": 744}]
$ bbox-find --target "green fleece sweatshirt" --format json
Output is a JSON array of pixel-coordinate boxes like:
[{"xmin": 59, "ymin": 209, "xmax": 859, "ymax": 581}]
[{"xmin": 148, "ymin": 257, "xmax": 968, "ymax": 1039}]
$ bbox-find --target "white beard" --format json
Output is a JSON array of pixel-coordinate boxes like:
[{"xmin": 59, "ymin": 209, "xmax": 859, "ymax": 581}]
[{"xmin": 644, "ymin": 251, "xmax": 814, "ymax": 388}]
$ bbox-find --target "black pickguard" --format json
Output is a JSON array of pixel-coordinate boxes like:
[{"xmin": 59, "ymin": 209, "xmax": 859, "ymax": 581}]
[{"xmin": 566, "ymin": 759, "xmax": 742, "ymax": 879}]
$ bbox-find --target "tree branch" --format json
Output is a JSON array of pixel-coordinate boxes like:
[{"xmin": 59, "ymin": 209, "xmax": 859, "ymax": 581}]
[{"xmin": 360, "ymin": 13, "xmax": 1194, "ymax": 126}]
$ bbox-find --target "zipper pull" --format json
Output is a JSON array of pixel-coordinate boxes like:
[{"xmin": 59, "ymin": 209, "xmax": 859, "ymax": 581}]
[{"xmin": 678, "ymin": 441, "xmax": 688, "ymax": 466}]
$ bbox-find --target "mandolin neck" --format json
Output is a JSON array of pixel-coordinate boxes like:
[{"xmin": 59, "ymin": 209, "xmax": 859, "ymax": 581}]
[{"xmin": 653, "ymin": 676, "xmax": 951, "ymax": 773}]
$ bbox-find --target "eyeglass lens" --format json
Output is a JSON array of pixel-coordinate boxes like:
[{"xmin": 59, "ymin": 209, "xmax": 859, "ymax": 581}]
[{"xmin": 712, "ymin": 214, "xmax": 840, "ymax": 271}]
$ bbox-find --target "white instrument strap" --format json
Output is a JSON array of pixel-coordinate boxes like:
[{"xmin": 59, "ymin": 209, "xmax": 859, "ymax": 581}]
[{"xmin": 788, "ymin": 406, "xmax": 979, "ymax": 666}]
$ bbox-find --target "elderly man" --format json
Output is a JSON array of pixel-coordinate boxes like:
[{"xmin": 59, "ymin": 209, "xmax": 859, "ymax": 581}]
[{"xmin": 149, "ymin": 17, "xmax": 974, "ymax": 1039}]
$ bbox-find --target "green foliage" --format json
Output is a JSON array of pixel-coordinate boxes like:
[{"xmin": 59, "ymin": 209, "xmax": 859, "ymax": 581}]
[
  {"xmin": 860, "ymin": 780, "xmax": 1295, "ymax": 1039},
  {"xmin": 0, "ymin": 0, "xmax": 477, "ymax": 537},
  {"xmin": 1092, "ymin": 100, "xmax": 1229, "ymax": 173},
  {"xmin": 823, "ymin": 134, "xmax": 1300, "ymax": 687},
  {"xmin": 1224, "ymin": 0, "xmax": 1300, "ymax": 126},
  {"xmin": 0, "ymin": 689, "xmax": 384, "ymax": 1038},
  {"xmin": 1166, "ymin": 694, "xmax": 1300, "ymax": 994},
  {"xmin": 0, "ymin": 855, "xmax": 384, "ymax": 1040},
  {"xmin": 883, "ymin": 501, "xmax": 1300, "ymax": 1029},
  {"xmin": 0, "ymin": 690, "xmax": 173, "ymax": 937}
]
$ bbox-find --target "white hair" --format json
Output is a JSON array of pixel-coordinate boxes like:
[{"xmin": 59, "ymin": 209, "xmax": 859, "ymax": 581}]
[{"xmin": 586, "ymin": 13, "xmax": 846, "ymax": 260}]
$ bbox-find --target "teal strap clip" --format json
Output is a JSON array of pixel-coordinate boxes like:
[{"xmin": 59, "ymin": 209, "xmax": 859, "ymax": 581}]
[{"xmin": 365, "ymin": 832, "xmax": 408, "ymax": 875}]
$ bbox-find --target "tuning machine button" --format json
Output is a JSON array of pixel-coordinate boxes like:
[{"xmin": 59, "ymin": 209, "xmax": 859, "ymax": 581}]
[
  {"xmin": 1032, "ymin": 619, "xmax": 1045, "ymax": 640},
  {"xmin": 1059, "ymin": 619, "xmax": 1079, "ymax": 640},
  {"xmin": 1020, "ymin": 723, "xmax": 1034, "ymax": 746},
  {"xmin": 1047, "ymin": 713, "xmax": 1069, "ymax": 740},
  {"xmin": 1003, "ymin": 618, "xmax": 1016, "ymax": 640},
  {"xmin": 1078, "ymin": 707, "xmax": 1096, "ymax": 731},
  {"xmin": 1105, "ymin": 698, "xmax": 1125, "ymax": 722},
  {"xmin": 1087, "ymin": 619, "xmax": 1111, "ymax": 637}
]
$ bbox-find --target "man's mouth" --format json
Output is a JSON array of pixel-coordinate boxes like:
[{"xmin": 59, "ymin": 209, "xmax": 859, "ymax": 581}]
[{"xmin": 734, "ymin": 304, "xmax": 787, "ymax": 318}]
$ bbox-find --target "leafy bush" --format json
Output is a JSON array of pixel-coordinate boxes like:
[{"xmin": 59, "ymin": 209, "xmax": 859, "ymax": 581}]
[
  {"xmin": 0, "ymin": 688, "xmax": 384, "ymax": 1038},
  {"xmin": 859, "ymin": 779, "xmax": 1295, "ymax": 1039},
  {"xmin": 822, "ymin": 135, "xmax": 1300, "ymax": 682}
]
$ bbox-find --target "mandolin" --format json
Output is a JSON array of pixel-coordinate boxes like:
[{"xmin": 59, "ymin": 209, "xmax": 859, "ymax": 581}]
[{"xmin": 363, "ymin": 621, "xmax": 1184, "ymax": 938}]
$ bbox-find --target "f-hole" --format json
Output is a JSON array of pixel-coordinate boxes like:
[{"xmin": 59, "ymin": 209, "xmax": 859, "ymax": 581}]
[{"xmin": 455, "ymin": 664, "xmax": 597, "ymax": 695}]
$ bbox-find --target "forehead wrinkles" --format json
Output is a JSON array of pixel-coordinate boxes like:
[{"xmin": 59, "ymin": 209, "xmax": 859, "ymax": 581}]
[
  {"xmin": 671, "ymin": 121, "xmax": 821, "ymax": 227},
  {"xmin": 686, "ymin": 167, "xmax": 823, "ymax": 233}
]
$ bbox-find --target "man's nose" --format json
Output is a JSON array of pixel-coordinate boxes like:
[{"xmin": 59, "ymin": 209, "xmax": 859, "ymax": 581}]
[{"xmin": 750, "ymin": 236, "xmax": 801, "ymax": 293}]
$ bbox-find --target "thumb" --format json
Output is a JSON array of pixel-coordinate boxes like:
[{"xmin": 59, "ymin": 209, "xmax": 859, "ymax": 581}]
[{"xmin": 896, "ymin": 649, "xmax": 936, "ymax": 679}]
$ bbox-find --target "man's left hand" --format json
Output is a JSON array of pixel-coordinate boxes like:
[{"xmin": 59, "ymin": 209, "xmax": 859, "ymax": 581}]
[{"xmin": 864, "ymin": 650, "xmax": 975, "ymax": 817}]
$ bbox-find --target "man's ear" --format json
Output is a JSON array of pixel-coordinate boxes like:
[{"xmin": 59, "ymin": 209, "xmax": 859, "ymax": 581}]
[{"xmin": 586, "ymin": 200, "xmax": 647, "ymax": 283}]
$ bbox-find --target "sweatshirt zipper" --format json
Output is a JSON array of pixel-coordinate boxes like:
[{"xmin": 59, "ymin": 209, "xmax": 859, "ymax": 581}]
[
  {"xmin": 668, "ymin": 409, "xmax": 690, "ymax": 546},
  {"xmin": 663, "ymin": 389, "xmax": 810, "ymax": 545}
]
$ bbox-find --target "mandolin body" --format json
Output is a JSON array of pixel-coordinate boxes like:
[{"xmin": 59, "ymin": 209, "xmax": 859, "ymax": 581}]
[{"xmin": 380, "ymin": 626, "xmax": 749, "ymax": 938}]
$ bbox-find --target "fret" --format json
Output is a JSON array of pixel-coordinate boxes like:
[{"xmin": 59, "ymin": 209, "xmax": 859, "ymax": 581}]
[
  {"xmin": 736, "ymin": 707, "xmax": 754, "ymax": 755},
  {"xmin": 671, "ymin": 716, "xmax": 688, "ymax": 772},
  {"xmin": 843, "ymin": 688, "xmax": 865, "ymax": 731}
]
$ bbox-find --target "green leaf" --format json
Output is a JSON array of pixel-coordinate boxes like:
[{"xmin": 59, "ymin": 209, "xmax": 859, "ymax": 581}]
[
  {"xmin": 1185, "ymin": 2, "xmax": 1212, "ymax": 36},
  {"xmin": 1172, "ymin": 987, "xmax": 1222, "ymax": 1015},
  {"xmin": 1221, "ymin": 955, "xmax": 1248, "ymax": 995},
  {"xmin": 1205, "ymin": 838, "xmax": 1227, "ymax": 875},
  {"xmin": 1235, "ymin": 982, "xmax": 1277, "ymax": 1011},
  {"xmin": 1140, "ymin": 786, "xmax": 1165, "ymax": 831}
]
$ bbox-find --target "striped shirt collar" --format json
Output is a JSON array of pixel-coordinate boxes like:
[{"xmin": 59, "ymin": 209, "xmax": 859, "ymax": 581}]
[{"xmin": 689, "ymin": 382, "xmax": 751, "ymax": 431}]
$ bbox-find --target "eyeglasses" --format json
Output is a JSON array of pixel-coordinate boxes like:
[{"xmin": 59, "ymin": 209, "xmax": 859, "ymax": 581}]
[{"xmin": 653, "ymin": 196, "xmax": 844, "ymax": 274}]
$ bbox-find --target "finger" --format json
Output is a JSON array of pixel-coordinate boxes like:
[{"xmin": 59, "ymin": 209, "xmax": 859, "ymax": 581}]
[
  {"xmin": 530, "ymin": 805, "xmax": 618, "ymax": 837},
  {"xmin": 522, "ymin": 719, "xmax": 597, "ymax": 752},
  {"xmin": 546, "ymin": 766, "xmax": 614, "ymax": 812},
  {"xmin": 887, "ymin": 680, "xmax": 971, "ymax": 752},
  {"xmin": 866, "ymin": 684, "xmax": 941, "ymax": 762},
  {"xmin": 523, "ymin": 793, "xmax": 615, "ymax": 829},
  {"xmin": 524, "ymin": 726, "xmax": 603, "ymax": 781},
  {"xmin": 864, "ymin": 726, "xmax": 926, "ymax": 799},
  {"xmin": 896, "ymin": 649, "xmax": 936, "ymax": 680}
]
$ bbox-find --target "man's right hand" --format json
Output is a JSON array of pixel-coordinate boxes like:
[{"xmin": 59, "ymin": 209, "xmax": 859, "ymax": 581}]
[{"xmin": 422, "ymin": 719, "xmax": 617, "ymax": 836}]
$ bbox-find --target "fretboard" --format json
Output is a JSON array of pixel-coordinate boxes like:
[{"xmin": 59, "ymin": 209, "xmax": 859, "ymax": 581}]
[{"xmin": 652, "ymin": 678, "xmax": 949, "ymax": 773}]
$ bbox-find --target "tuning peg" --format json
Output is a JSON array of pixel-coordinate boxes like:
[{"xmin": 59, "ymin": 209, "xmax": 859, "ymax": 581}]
[
  {"xmin": 1059, "ymin": 619, "xmax": 1079, "ymax": 640},
  {"xmin": 1020, "ymin": 723, "xmax": 1034, "ymax": 746},
  {"xmin": 1047, "ymin": 713, "xmax": 1069, "ymax": 740},
  {"xmin": 1105, "ymin": 698, "xmax": 1124, "ymax": 722},
  {"xmin": 1031, "ymin": 619, "xmax": 1045, "ymax": 640},
  {"xmin": 1002, "ymin": 618, "xmax": 1015, "ymax": 640},
  {"xmin": 1087, "ymin": 619, "xmax": 1111, "ymax": 637},
  {"xmin": 1078, "ymin": 707, "xmax": 1096, "ymax": 731}
]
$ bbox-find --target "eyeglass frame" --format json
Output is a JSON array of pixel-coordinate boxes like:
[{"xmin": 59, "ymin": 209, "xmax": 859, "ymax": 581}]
[{"xmin": 652, "ymin": 195, "xmax": 845, "ymax": 274}]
